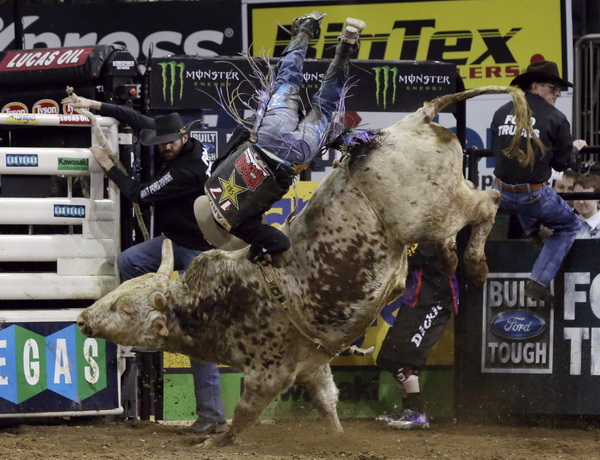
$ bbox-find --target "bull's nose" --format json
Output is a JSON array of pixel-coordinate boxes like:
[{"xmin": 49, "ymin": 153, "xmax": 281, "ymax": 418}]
[{"xmin": 77, "ymin": 318, "xmax": 92, "ymax": 337}]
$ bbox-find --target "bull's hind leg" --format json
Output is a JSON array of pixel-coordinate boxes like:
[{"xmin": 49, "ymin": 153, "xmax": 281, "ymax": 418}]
[
  {"xmin": 302, "ymin": 364, "xmax": 343, "ymax": 433},
  {"xmin": 437, "ymin": 237, "xmax": 458, "ymax": 276},
  {"xmin": 464, "ymin": 189, "xmax": 501, "ymax": 285},
  {"xmin": 201, "ymin": 369, "xmax": 295, "ymax": 447}
]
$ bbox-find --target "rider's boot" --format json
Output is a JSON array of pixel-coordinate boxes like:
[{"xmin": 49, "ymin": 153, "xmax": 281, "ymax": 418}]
[
  {"xmin": 332, "ymin": 18, "xmax": 367, "ymax": 67},
  {"xmin": 282, "ymin": 11, "xmax": 326, "ymax": 53}
]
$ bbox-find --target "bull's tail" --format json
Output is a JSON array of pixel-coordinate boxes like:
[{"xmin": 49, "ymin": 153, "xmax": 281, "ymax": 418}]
[{"xmin": 415, "ymin": 85, "xmax": 544, "ymax": 167}]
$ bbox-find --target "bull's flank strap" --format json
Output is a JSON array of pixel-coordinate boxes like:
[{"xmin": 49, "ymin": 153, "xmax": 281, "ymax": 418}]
[{"xmin": 256, "ymin": 263, "xmax": 340, "ymax": 356}]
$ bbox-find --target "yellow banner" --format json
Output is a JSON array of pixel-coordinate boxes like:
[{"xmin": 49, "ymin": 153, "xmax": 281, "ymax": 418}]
[{"xmin": 250, "ymin": 0, "xmax": 566, "ymax": 88}]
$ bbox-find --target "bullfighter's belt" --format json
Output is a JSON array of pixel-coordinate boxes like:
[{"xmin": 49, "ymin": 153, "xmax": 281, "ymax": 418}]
[
  {"xmin": 494, "ymin": 178, "xmax": 544, "ymax": 193},
  {"xmin": 205, "ymin": 142, "xmax": 286, "ymax": 231}
]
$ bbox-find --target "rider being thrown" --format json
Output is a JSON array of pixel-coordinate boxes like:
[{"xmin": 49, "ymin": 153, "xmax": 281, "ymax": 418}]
[{"xmin": 202, "ymin": 12, "xmax": 367, "ymax": 265}]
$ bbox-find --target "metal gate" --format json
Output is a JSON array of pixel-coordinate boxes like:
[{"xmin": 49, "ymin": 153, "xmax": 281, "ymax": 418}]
[
  {"xmin": 0, "ymin": 112, "xmax": 124, "ymax": 417},
  {"xmin": 574, "ymin": 34, "xmax": 600, "ymax": 150}
]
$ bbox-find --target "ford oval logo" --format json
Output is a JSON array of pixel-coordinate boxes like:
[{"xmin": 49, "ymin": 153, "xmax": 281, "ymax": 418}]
[{"xmin": 490, "ymin": 309, "xmax": 546, "ymax": 340}]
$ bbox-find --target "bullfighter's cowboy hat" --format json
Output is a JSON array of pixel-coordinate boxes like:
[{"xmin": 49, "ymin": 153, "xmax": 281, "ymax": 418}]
[
  {"xmin": 510, "ymin": 60, "xmax": 573, "ymax": 89},
  {"xmin": 140, "ymin": 113, "xmax": 197, "ymax": 146}
]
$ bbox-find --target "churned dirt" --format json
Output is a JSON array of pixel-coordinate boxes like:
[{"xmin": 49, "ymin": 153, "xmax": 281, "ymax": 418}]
[{"xmin": 1, "ymin": 416, "xmax": 600, "ymax": 460}]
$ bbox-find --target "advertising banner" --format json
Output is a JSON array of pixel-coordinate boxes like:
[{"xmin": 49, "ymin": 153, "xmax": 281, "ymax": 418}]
[
  {"xmin": 0, "ymin": 1, "xmax": 242, "ymax": 67},
  {"xmin": 247, "ymin": 0, "xmax": 569, "ymax": 89},
  {"xmin": 0, "ymin": 45, "xmax": 138, "ymax": 116},
  {"xmin": 0, "ymin": 310, "xmax": 121, "ymax": 416},
  {"xmin": 457, "ymin": 239, "xmax": 600, "ymax": 415},
  {"xmin": 150, "ymin": 55, "xmax": 458, "ymax": 112}
]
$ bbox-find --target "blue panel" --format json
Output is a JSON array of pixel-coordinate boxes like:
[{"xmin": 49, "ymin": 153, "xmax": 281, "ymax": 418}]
[
  {"xmin": 46, "ymin": 325, "xmax": 79, "ymax": 402},
  {"xmin": 0, "ymin": 326, "xmax": 18, "ymax": 404}
]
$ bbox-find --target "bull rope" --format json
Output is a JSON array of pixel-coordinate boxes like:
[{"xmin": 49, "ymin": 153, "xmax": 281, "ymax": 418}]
[
  {"xmin": 256, "ymin": 263, "xmax": 341, "ymax": 356},
  {"xmin": 65, "ymin": 87, "xmax": 150, "ymax": 242},
  {"xmin": 332, "ymin": 152, "xmax": 407, "ymax": 323},
  {"xmin": 254, "ymin": 154, "xmax": 390, "ymax": 358}
]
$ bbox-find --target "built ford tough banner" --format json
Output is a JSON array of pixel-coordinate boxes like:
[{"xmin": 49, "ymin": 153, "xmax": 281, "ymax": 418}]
[{"xmin": 458, "ymin": 239, "xmax": 600, "ymax": 415}]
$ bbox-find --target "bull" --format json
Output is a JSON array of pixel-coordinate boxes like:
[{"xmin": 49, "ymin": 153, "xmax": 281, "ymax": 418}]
[{"xmin": 78, "ymin": 85, "xmax": 537, "ymax": 446}]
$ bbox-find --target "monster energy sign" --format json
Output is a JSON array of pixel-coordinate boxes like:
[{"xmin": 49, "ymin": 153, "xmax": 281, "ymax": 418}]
[
  {"xmin": 150, "ymin": 57, "xmax": 459, "ymax": 112},
  {"xmin": 159, "ymin": 61, "xmax": 185, "ymax": 106},
  {"xmin": 374, "ymin": 66, "xmax": 399, "ymax": 110}
]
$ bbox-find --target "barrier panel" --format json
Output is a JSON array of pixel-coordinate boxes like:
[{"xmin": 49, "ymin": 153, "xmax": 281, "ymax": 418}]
[
  {"xmin": 0, "ymin": 113, "xmax": 120, "ymax": 300},
  {"xmin": 457, "ymin": 239, "xmax": 600, "ymax": 417},
  {"xmin": 0, "ymin": 113, "xmax": 124, "ymax": 417},
  {"xmin": 574, "ymin": 34, "xmax": 600, "ymax": 146}
]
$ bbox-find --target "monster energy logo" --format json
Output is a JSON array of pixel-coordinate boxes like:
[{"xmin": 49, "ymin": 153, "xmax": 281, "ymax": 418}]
[
  {"xmin": 373, "ymin": 66, "xmax": 398, "ymax": 110},
  {"xmin": 159, "ymin": 61, "xmax": 185, "ymax": 105}
]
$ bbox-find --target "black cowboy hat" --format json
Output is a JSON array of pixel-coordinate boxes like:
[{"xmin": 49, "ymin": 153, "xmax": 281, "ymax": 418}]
[
  {"xmin": 140, "ymin": 113, "xmax": 191, "ymax": 146},
  {"xmin": 510, "ymin": 60, "xmax": 573, "ymax": 89}
]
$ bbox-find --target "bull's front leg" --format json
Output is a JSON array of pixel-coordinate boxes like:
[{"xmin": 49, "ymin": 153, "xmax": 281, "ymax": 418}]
[
  {"xmin": 464, "ymin": 189, "xmax": 501, "ymax": 285},
  {"xmin": 301, "ymin": 364, "xmax": 343, "ymax": 433},
  {"xmin": 199, "ymin": 368, "xmax": 295, "ymax": 448},
  {"xmin": 437, "ymin": 237, "xmax": 458, "ymax": 276}
]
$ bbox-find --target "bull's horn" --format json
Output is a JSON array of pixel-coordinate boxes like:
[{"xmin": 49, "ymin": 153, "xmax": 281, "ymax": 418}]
[
  {"xmin": 157, "ymin": 238, "xmax": 174, "ymax": 278},
  {"xmin": 149, "ymin": 291, "xmax": 169, "ymax": 311}
]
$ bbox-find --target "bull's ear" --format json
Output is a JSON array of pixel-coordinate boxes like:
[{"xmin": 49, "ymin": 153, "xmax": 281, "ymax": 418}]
[
  {"xmin": 157, "ymin": 239, "xmax": 174, "ymax": 278},
  {"xmin": 153, "ymin": 318, "xmax": 169, "ymax": 337},
  {"xmin": 149, "ymin": 291, "xmax": 169, "ymax": 311}
]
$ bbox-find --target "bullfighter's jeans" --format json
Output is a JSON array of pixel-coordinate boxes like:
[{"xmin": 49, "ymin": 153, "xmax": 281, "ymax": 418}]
[
  {"xmin": 117, "ymin": 235, "xmax": 226, "ymax": 423},
  {"xmin": 255, "ymin": 42, "xmax": 345, "ymax": 164},
  {"xmin": 493, "ymin": 182, "xmax": 581, "ymax": 288}
]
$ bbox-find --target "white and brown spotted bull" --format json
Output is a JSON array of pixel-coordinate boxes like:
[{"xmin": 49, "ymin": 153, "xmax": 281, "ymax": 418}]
[{"xmin": 78, "ymin": 85, "xmax": 538, "ymax": 446}]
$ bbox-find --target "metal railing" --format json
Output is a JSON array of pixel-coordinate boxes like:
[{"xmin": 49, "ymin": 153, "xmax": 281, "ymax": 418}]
[
  {"xmin": 574, "ymin": 34, "xmax": 600, "ymax": 149},
  {"xmin": 465, "ymin": 146, "xmax": 600, "ymax": 198}
]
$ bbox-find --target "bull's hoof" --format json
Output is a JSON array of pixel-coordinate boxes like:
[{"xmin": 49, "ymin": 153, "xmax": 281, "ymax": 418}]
[
  {"xmin": 489, "ymin": 189, "xmax": 501, "ymax": 204},
  {"xmin": 196, "ymin": 432, "xmax": 237, "ymax": 448},
  {"xmin": 441, "ymin": 251, "xmax": 458, "ymax": 276},
  {"xmin": 467, "ymin": 259, "xmax": 489, "ymax": 285}
]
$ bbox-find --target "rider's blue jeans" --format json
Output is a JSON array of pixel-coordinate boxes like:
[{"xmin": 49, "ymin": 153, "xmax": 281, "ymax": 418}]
[{"xmin": 256, "ymin": 43, "xmax": 344, "ymax": 164}]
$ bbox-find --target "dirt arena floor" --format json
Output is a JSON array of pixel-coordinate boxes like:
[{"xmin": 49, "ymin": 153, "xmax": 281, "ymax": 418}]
[{"xmin": 1, "ymin": 416, "xmax": 600, "ymax": 460}]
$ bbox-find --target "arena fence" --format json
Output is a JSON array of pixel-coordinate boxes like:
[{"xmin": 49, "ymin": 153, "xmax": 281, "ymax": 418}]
[
  {"xmin": 0, "ymin": 113, "xmax": 124, "ymax": 417},
  {"xmin": 574, "ymin": 34, "xmax": 600, "ymax": 151},
  {"xmin": 0, "ymin": 113, "xmax": 120, "ymax": 299}
]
